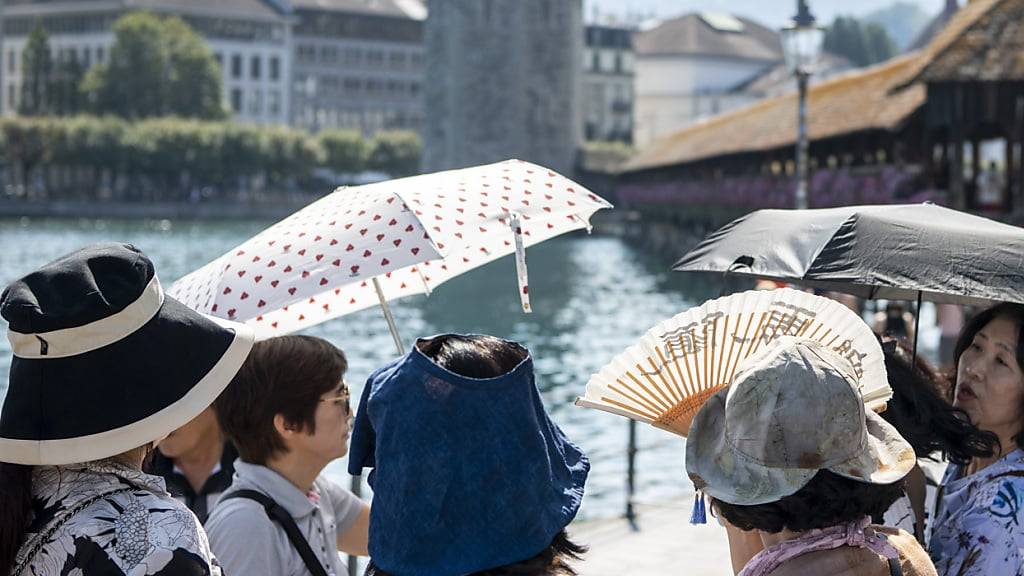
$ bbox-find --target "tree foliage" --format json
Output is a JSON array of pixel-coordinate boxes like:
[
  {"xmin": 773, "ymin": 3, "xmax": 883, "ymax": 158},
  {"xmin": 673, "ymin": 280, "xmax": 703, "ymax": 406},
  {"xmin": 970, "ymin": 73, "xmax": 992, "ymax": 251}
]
[
  {"xmin": 366, "ymin": 131, "xmax": 422, "ymax": 176},
  {"xmin": 82, "ymin": 12, "xmax": 226, "ymax": 120},
  {"xmin": 823, "ymin": 16, "xmax": 897, "ymax": 68},
  {"xmin": 18, "ymin": 25, "xmax": 53, "ymax": 116}
]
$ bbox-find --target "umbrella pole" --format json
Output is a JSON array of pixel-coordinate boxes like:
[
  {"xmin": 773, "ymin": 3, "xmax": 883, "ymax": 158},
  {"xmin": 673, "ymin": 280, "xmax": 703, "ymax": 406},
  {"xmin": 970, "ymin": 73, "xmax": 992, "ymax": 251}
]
[
  {"xmin": 911, "ymin": 291, "xmax": 923, "ymax": 366},
  {"xmin": 373, "ymin": 277, "xmax": 405, "ymax": 355}
]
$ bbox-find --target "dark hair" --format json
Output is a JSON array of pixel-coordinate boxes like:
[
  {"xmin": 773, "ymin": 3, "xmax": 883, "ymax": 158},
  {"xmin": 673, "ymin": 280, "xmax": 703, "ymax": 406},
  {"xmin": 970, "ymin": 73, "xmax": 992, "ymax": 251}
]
[
  {"xmin": 215, "ymin": 335, "xmax": 347, "ymax": 464},
  {"xmin": 713, "ymin": 470, "xmax": 904, "ymax": 533},
  {"xmin": 880, "ymin": 340, "xmax": 997, "ymax": 466},
  {"xmin": 0, "ymin": 463, "xmax": 33, "ymax": 573},
  {"xmin": 364, "ymin": 529, "xmax": 585, "ymax": 576},
  {"xmin": 952, "ymin": 303, "xmax": 1024, "ymax": 448},
  {"xmin": 417, "ymin": 334, "xmax": 527, "ymax": 378}
]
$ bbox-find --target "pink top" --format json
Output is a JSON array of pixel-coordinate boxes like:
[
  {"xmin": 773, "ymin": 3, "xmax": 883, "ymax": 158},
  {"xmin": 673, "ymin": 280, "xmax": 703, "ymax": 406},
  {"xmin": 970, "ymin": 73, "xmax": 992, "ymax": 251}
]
[{"xmin": 740, "ymin": 517, "xmax": 900, "ymax": 576}]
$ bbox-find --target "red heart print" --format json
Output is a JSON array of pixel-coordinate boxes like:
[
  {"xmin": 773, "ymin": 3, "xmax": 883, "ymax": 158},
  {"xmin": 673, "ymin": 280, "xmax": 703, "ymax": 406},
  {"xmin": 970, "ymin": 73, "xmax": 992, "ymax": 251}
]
[
  {"xmin": 376, "ymin": 234, "xmax": 385, "ymax": 241},
  {"xmin": 314, "ymin": 235, "xmax": 322, "ymax": 241},
  {"xmin": 332, "ymin": 259, "xmax": 341, "ymax": 267},
  {"xmin": 319, "ymin": 278, "xmax": 328, "ymax": 286},
  {"xmin": 252, "ymin": 255, "xmax": 261, "ymax": 262},
  {"xmin": 373, "ymin": 215, "xmax": 382, "ymax": 221},
  {"xmin": 350, "ymin": 265, "xmax": 360, "ymax": 274},
  {"xmin": 393, "ymin": 239, "xmax": 402, "ymax": 247},
  {"xmin": 388, "ymin": 219, "xmax": 397, "ymax": 226},
  {"xmin": 284, "ymin": 265, "xmax": 293, "ymax": 273},
  {"xmin": 411, "ymin": 247, "xmax": 420, "ymax": 255},
  {"xmin": 381, "ymin": 258, "xmax": 390, "ymax": 266},
  {"xmin": 299, "ymin": 314, "xmax": 305, "ymax": 321},
  {"xmin": 227, "ymin": 309, "xmax": 236, "ymax": 317},
  {"xmin": 284, "ymin": 244, "xmax": 291, "ymax": 251},
  {"xmin": 237, "ymin": 270, "xmax": 246, "ymax": 278},
  {"xmin": 258, "ymin": 299, "xmax": 266, "ymax": 308},
  {"xmin": 346, "ymin": 244, "xmax": 355, "ymax": 252},
  {"xmin": 267, "ymin": 260, "xmax": 277, "ymax": 267},
  {"xmin": 358, "ymin": 210, "xmax": 366, "ymax": 216},
  {"xmin": 315, "ymin": 254, "xmax": 324, "ymax": 262},
  {"xmin": 363, "ymin": 250, "xmax": 372, "ymax": 257},
  {"xmin": 223, "ymin": 287, "xmax": 232, "ymax": 295},
  {"xmin": 272, "ymin": 321, "xmax": 279, "ymax": 328},
  {"xmin": 235, "ymin": 250, "xmax": 245, "ymax": 256},
  {"xmin": 360, "ymin": 229, "xmax": 368, "ymax": 236},
  {"xmin": 298, "ymin": 249, "xmax": 307, "ymax": 256},
  {"xmin": 330, "ymin": 239, "xmax": 338, "ymax": 246},
  {"xmin": 288, "ymin": 287, "xmax": 297, "ymax": 295},
  {"xmin": 323, "ymin": 303, "xmax": 330, "ymax": 311},
  {"xmin": 212, "ymin": 304, "xmax": 219, "ymax": 312},
  {"xmin": 345, "ymin": 223, "xmax": 353, "ymax": 230},
  {"xmin": 405, "ymin": 225, "xmax": 414, "ymax": 232},
  {"xmin": 271, "ymin": 280, "xmax": 280, "ymax": 287},
  {"xmin": 254, "ymin": 275, "xmax": 263, "ymax": 283}
]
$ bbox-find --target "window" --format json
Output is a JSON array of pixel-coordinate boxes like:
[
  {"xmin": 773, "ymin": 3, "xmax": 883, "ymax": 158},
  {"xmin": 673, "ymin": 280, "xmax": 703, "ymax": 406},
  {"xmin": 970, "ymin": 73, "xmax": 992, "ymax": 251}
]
[
  {"xmin": 8, "ymin": 84, "xmax": 15, "ymax": 110},
  {"xmin": 591, "ymin": 51, "xmax": 600, "ymax": 72},
  {"xmin": 297, "ymin": 45, "xmax": 314, "ymax": 63},
  {"xmin": 250, "ymin": 89, "xmax": 263, "ymax": 114},
  {"xmin": 367, "ymin": 50, "xmax": 384, "ymax": 66},
  {"xmin": 214, "ymin": 52, "xmax": 223, "ymax": 71},
  {"xmin": 320, "ymin": 45, "xmax": 338, "ymax": 64},
  {"xmin": 615, "ymin": 52, "xmax": 623, "ymax": 73},
  {"xmin": 251, "ymin": 55, "xmax": 261, "ymax": 80},
  {"xmin": 270, "ymin": 56, "xmax": 280, "ymax": 81},
  {"xmin": 231, "ymin": 88, "xmax": 242, "ymax": 112},
  {"xmin": 83, "ymin": 48, "xmax": 91, "ymax": 67},
  {"xmin": 268, "ymin": 90, "xmax": 280, "ymax": 115},
  {"xmin": 8, "ymin": 49, "xmax": 16, "ymax": 74},
  {"xmin": 389, "ymin": 51, "xmax": 406, "ymax": 69},
  {"xmin": 231, "ymin": 54, "xmax": 242, "ymax": 79},
  {"xmin": 344, "ymin": 47, "xmax": 361, "ymax": 66},
  {"xmin": 97, "ymin": 46, "xmax": 105, "ymax": 63},
  {"xmin": 344, "ymin": 78, "xmax": 360, "ymax": 94}
]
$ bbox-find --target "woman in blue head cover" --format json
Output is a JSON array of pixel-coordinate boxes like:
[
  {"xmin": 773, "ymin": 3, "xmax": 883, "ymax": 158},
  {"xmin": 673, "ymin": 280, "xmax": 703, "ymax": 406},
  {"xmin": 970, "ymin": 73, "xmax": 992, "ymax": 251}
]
[{"xmin": 350, "ymin": 334, "xmax": 590, "ymax": 576}]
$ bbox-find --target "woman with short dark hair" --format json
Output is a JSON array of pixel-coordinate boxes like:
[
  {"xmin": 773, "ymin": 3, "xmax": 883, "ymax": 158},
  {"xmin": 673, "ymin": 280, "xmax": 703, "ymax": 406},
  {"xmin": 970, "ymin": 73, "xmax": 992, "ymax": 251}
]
[
  {"xmin": 928, "ymin": 303, "xmax": 1024, "ymax": 576},
  {"xmin": 206, "ymin": 335, "xmax": 370, "ymax": 576},
  {"xmin": 350, "ymin": 334, "xmax": 589, "ymax": 576}
]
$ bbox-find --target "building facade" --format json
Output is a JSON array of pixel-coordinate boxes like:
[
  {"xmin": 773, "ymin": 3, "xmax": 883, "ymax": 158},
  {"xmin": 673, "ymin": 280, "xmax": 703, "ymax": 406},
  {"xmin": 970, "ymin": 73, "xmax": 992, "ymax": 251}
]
[
  {"xmin": 423, "ymin": 0, "xmax": 583, "ymax": 176},
  {"xmin": 0, "ymin": 0, "xmax": 426, "ymax": 132},
  {"xmin": 290, "ymin": 0, "xmax": 425, "ymax": 134},
  {"xmin": 633, "ymin": 12, "xmax": 783, "ymax": 147},
  {"xmin": 582, "ymin": 25, "xmax": 633, "ymax": 143},
  {"xmin": 1, "ymin": 0, "xmax": 292, "ymax": 124}
]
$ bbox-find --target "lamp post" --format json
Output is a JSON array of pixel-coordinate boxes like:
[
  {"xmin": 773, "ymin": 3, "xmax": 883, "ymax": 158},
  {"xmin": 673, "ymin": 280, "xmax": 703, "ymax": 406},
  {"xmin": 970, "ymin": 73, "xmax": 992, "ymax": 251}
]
[{"xmin": 781, "ymin": 1, "xmax": 824, "ymax": 210}]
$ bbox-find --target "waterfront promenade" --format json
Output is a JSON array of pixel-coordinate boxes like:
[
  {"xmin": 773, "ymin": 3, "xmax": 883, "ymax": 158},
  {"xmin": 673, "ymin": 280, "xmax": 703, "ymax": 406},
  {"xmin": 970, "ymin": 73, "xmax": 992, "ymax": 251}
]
[{"xmin": 571, "ymin": 499, "xmax": 732, "ymax": 575}]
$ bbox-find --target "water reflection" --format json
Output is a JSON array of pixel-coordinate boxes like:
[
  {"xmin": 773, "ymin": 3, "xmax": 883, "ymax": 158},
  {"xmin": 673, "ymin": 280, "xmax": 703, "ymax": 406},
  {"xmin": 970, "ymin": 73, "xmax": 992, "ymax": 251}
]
[{"xmin": 0, "ymin": 219, "xmax": 719, "ymax": 519}]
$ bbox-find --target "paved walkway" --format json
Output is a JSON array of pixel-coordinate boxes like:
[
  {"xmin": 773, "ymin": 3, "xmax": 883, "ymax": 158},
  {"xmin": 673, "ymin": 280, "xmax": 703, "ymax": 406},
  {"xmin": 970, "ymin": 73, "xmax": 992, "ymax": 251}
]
[{"xmin": 570, "ymin": 499, "xmax": 733, "ymax": 576}]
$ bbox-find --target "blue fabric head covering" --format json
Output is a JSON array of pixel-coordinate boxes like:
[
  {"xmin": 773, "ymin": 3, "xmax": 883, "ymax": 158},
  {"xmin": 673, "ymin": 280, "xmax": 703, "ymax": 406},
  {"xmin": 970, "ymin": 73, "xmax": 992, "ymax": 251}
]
[{"xmin": 348, "ymin": 335, "xmax": 589, "ymax": 576}]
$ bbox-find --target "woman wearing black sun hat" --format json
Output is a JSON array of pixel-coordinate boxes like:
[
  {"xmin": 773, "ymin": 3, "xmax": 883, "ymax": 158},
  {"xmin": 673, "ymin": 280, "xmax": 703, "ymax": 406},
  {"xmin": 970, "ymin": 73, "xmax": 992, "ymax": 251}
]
[{"xmin": 0, "ymin": 243, "xmax": 254, "ymax": 576}]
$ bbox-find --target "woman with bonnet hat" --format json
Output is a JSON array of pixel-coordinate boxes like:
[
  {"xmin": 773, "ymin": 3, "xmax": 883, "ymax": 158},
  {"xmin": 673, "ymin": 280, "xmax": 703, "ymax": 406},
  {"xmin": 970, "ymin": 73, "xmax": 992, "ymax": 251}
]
[
  {"xmin": 349, "ymin": 334, "xmax": 590, "ymax": 576},
  {"xmin": 686, "ymin": 336, "xmax": 937, "ymax": 576},
  {"xmin": 0, "ymin": 243, "xmax": 255, "ymax": 575}
]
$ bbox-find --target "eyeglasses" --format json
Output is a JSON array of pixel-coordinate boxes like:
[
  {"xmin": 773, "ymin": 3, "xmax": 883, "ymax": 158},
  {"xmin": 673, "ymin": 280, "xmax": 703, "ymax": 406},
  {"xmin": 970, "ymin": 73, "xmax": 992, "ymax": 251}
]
[{"xmin": 320, "ymin": 382, "xmax": 351, "ymax": 416}]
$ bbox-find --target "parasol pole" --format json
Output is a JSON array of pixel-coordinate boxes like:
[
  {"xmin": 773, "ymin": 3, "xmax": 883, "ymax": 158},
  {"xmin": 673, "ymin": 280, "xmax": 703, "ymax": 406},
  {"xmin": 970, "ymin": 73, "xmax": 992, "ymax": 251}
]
[
  {"xmin": 911, "ymin": 291, "xmax": 923, "ymax": 366},
  {"xmin": 372, "ymin": 277, "xmax": 405, "ymax": 355}
]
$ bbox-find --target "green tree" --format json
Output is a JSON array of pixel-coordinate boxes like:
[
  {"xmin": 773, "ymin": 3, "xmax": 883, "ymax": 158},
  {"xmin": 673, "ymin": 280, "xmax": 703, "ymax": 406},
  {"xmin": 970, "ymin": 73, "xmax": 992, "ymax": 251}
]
[
  {"xmin": 318, "ymin": 129, "xmax": 368, "ymax": 173},
  {"xmin": 50, "ymin": 56, "xmax": 85, "ymax": 116},
  {"xmin": 83, "ymin": 12, "xmax": 224, "ymax": 119},
  {"xmin": 823, "ymin": 16, "xmax": 896, "ymax": 68},
  {"xmin": 19, "ymin": 24, "xmax": 53, "ymax": 116},
  {"xmin": 366, "ymin": 131, "xmax": 421, "ymax": 177}
]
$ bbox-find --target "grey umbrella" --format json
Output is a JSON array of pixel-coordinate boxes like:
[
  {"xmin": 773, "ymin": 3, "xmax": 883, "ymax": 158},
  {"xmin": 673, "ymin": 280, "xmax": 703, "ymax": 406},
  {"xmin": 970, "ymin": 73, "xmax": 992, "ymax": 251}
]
[{"xmin": 674, "ymin": 203, "xmax": 1024, "ymax": 307}]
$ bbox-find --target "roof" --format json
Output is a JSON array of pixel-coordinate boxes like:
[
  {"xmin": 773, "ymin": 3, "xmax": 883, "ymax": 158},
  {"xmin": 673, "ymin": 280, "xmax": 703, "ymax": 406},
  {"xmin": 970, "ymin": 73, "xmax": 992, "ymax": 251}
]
[
  {"xmin": 291, "ymin": 0, "xmax": 426, "ymax": 20},
  {"xmin": 634, "ymin": 12, "xmax": 782, "ymax": 61},
  {"xmin": 623, "ymin": 0, "xmax": 1011, "ymax": 174},
  {"xmin": 624, "ymin": 54, "xmax": 926, "ymax": 172},
  {"xmin": 916, "ymin": 0, "xmax": 1024, "ymax": 82},
  {"xmin": 909, "ymin": 0, "xmax": 960, "ymax": 51}
]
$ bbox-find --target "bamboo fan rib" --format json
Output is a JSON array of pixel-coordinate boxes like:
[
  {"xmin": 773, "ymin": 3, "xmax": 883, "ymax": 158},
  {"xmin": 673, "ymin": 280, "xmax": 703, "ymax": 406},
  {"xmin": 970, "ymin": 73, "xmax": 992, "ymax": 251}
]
[{"xmin": 576, "ymin": 288, "xmax": 890, "ymax": 437}]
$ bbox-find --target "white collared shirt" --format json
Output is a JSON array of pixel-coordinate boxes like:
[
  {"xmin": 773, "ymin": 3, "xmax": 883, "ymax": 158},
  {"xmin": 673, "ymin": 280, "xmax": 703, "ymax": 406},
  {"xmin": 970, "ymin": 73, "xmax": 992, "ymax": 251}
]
[{"xmin": 206, "ymin": 460, "xmax": 364, "ymax": 576}]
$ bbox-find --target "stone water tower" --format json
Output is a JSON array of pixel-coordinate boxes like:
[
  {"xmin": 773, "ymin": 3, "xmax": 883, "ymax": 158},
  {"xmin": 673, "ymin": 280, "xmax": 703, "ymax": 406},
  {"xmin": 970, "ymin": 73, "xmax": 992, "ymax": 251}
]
[{"xmin": 423, "ymin": 0, "xmax": 583, "ymax": 176}]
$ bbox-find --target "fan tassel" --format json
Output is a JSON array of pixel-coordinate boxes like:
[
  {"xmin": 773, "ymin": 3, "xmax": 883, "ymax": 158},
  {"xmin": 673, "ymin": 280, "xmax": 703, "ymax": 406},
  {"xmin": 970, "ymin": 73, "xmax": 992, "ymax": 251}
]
[{"xmin": 690, "ymin": 490, "xmax": 707, "ymax": 525}]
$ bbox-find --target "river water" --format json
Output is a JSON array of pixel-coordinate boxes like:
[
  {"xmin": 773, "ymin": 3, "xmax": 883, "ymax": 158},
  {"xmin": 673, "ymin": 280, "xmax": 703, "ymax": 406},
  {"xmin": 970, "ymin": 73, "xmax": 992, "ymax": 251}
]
[{"xmin": 0, "ymin": 217, "xmax": 730, "ymax": 520}]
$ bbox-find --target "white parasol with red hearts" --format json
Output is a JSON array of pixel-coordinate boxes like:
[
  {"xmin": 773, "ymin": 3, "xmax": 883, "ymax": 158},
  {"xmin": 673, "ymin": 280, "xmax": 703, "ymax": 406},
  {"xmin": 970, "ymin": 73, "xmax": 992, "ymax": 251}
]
[{"xmin": 169, "ymin": 159, "xmax": 613, "ymax": 350}]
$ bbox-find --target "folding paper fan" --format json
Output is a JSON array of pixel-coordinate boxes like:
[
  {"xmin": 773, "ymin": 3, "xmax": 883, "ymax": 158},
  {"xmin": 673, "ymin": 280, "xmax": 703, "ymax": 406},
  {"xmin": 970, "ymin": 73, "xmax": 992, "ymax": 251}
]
[{"xmin": 575, "ymin": 288, "xmax": 890, "ymax": 437}]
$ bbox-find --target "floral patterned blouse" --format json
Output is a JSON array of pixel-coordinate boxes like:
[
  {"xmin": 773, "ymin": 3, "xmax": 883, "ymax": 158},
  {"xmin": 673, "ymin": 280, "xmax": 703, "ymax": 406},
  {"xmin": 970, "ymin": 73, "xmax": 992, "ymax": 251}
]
[
  {"xmin": 928, "ymin": 449, "xmax": 1024, "ymax": 576},
  {"xmin": 13, "ymin": 460, "xmax": 222, "ymax": 576}
]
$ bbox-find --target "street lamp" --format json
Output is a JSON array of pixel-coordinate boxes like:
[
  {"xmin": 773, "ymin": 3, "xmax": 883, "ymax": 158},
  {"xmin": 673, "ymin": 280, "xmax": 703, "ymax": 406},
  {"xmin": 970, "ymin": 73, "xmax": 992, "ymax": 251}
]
[{"xmin": 781, "ymin": 0, "xmax": 824, "ymax": 210}]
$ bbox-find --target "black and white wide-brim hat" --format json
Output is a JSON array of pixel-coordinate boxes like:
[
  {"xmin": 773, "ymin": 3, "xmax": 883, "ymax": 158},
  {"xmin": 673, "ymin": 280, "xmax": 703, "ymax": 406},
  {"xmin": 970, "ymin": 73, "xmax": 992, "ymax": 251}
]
[{"xmin": 0, "ymin": 243, "xmax": 255, "ymax": 465}]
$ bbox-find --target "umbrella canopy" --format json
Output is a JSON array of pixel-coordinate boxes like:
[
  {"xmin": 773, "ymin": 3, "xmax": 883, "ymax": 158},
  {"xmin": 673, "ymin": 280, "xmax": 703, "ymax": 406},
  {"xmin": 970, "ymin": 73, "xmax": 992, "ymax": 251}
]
[
  {"xmin": 169, "ymin": 159, "xmax": 612, "ymax": 336},
  {"xmin": 673, "ymin": 203, "xmax": 1024, "ymax": 306}
]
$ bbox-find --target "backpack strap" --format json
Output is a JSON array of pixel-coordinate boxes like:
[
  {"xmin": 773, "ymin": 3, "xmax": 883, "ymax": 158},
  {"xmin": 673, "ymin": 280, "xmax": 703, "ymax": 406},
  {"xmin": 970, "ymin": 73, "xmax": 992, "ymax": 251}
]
[{"xmin": 220, "ymin": 490, "xmax": 330, "ymax": 576}]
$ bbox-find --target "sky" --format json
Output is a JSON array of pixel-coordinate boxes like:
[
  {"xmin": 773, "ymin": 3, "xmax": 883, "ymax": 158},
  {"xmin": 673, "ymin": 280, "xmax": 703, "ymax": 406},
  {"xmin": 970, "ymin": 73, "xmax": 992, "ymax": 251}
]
[{"xmin": 585, "ymin": 0, "xmax": 947, "ymax": 28}]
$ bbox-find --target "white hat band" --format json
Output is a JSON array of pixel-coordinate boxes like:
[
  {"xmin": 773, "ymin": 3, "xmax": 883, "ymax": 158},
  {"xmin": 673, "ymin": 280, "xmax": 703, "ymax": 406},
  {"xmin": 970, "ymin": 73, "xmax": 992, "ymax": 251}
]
[{"xmin": 8, "ymin": 276, "xmax": 164, "ymax": 359}]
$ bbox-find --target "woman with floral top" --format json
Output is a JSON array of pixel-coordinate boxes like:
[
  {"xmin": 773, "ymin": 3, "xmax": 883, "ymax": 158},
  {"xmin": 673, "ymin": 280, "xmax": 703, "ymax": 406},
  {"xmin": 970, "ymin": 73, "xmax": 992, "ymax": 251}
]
[
  {"xmin": 929, "ymin": 303, "xmax": 1024, "ymax": 576},
  {"xmin": 0, "ymin": 243, "xmax": 254, "ymax": 576}
]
